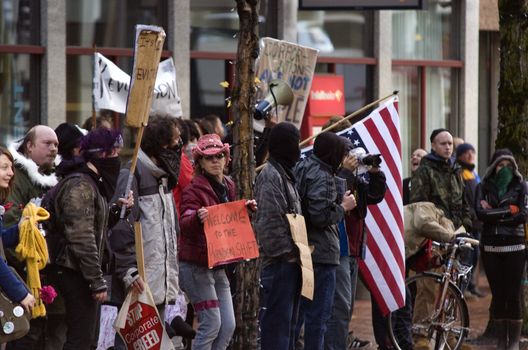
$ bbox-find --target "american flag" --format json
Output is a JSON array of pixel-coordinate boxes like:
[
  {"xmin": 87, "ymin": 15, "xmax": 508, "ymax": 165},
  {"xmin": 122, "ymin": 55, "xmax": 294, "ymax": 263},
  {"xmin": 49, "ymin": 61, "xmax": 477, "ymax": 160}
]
[{"xmin": 300, "ymin": 97, "xmax": 405, "ymax": 315}]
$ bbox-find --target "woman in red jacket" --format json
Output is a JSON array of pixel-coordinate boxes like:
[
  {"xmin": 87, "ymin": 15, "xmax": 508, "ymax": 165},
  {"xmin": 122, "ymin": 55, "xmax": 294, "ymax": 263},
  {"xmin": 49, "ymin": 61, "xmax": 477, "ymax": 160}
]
[{"xmin": 179, "ymin": 134, "xmax": 256, "ymax": 350}]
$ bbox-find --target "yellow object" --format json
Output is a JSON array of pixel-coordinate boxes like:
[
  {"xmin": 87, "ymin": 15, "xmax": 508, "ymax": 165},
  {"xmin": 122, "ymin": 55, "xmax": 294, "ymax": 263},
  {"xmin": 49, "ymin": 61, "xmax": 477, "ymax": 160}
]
[
  {"xmin": 219, "ymin": 81, "xmax": 230, "ymax": 88},
  {"xmin": 15, "ymin": 203, "xmax": 49, "ymax": 318}
]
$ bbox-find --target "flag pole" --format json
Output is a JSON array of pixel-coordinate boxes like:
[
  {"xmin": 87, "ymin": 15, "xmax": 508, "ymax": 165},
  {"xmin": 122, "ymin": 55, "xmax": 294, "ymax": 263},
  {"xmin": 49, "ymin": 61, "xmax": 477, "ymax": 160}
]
[
  {"xmin": 299, "ymin": 90, "xmax": 399, "ymax": 147},
  {"xmin": 256, "ymin": 90, "xmax": 399, "ymax": 172},
  {"xmin": 91, "ymin": 44, "xmax": 97, "ymax": 130}
]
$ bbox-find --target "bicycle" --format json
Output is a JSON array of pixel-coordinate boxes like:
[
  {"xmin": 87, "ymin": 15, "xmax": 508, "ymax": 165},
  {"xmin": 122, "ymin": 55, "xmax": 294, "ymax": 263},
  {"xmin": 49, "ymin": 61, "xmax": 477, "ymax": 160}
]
[{"xmin": 387, "ymin": 236, "xmax": 480, "ymax": 350}]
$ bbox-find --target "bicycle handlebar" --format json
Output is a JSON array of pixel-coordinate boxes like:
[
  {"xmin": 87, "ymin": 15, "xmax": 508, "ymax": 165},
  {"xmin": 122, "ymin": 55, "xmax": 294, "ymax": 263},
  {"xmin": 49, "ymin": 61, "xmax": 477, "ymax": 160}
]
[{"xmin": 456, "ymin": 237, "xmax": 480, "ymax": 247}]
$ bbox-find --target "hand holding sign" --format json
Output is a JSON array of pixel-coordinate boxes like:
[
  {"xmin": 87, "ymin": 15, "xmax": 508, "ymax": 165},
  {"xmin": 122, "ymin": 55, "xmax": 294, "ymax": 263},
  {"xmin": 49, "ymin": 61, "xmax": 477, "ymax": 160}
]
[{"xmin": 203, "ymin": 200, "xmax": 259, "ymax": 269}]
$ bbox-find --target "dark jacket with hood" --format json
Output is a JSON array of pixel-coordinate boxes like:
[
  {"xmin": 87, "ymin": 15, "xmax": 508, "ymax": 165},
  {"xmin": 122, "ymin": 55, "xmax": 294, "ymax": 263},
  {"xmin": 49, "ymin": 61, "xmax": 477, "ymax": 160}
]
[
  {"xmin": 475, "ymin": 152, "xmax": 527, "ymax": 243},
  {"xmin": 294, "ymin": 132, "xmax": 347, "ymax": 265},
  {"xmin": 410, "ymin": 152, "xmax": 472, "ymax": 231}
]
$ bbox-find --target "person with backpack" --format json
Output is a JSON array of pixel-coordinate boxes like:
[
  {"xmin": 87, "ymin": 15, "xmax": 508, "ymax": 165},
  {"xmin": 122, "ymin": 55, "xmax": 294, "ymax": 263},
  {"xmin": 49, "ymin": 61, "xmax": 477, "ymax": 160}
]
[
  {"xmin": 45, "ymin": 127, "xmax": 132, "ymax": 350},
  {"xmin": 109, "ymin": 115, "xmax": 183, "ymax": 349}
]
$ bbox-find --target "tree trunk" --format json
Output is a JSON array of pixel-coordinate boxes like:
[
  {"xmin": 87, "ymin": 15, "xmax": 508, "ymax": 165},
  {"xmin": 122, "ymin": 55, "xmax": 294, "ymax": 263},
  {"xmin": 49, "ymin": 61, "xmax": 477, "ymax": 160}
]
[
  {"xmin": 497, "ymin": 0, "xmax": 528, "ymax": 174},
  {"xmin": 497, "ymin": 0, "xmax": 528, "ymax": 336},
  {"xmin": 231, "ymin": 1, "xmax": 260, "ymax": 349}
]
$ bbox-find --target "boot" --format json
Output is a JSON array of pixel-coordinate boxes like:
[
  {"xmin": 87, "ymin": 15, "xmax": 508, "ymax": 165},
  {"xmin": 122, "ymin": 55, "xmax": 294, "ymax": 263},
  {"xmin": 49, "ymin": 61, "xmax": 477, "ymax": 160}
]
[
  {"xmin": 506, "ymin": 319, "xmax": 522, "ymax": 350},
  {"xmin": 467, "ymin": 317, "xmax": 497, "ymax": 345},
  {"xmin": 496, "ymin": 319, "xmax": 508, "ymax": 350}
]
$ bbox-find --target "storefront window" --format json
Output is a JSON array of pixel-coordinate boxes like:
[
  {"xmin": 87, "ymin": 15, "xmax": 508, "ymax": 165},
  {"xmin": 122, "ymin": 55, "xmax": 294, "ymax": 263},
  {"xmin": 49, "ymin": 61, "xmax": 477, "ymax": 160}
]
[
  {"xmin": 0, "ymin": 0, "xmax": 39, "ymax": 45},
  {"xmin": 297, "ymin": 10, "xmax": 373, "ymax": 57},
  {"xmin": 393, "ymin": 66, "xmax": 420, "ymax": 177},
  {"xmin": 0, "ymin": 54, "xmax": 39, "ymax": 146},
  {"xmin": 191, "ymin": 2, "xmax": 239, "ymax": 52},
  {"xmin": 392, "ymin": 0, "xmax": 459, "ymax": 60},
  {"xmin": 335, "ymin": 64, "xmax": 372, "ymax": 114},
  {"xmin": 66, "ymin": 0, "xmax": 168, "ymax": 48},
  {"xmin": 425, "ymin": 67, "xmax": 456, "ymax": 135}
]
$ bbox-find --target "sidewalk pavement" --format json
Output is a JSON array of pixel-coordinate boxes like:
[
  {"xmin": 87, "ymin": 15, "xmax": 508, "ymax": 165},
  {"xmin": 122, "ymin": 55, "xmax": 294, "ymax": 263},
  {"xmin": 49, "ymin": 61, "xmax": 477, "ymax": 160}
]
[{"xmin": 348, "ymin": 276, "xmax": 519, "ymax": 349}]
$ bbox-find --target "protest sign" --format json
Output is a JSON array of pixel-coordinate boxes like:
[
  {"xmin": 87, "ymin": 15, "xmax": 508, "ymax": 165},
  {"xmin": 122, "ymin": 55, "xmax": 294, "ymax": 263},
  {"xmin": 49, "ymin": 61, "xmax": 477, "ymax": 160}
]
[
  {"xmin": 255, "ymin": 37, "xmax": 318, "ymax": 129},
  {"xmin": 114, "ymin": 285, "xmax": 174, "ymax": 350},
  {"xmin": 286, "ymin": 213, "xmax": 314, "ymax": 300},
  {"xmin": 93, "ymin": 54, "xmax": 182, "ymax": 117},
  {"xmin": 203, "ymin": 200, "xmax": 259, "ymax": 269}
]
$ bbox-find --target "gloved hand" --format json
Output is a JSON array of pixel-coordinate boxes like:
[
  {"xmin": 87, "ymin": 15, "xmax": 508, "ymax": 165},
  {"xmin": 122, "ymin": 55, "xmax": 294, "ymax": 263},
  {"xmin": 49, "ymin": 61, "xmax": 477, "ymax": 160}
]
[{"xmin": 510, "ymin": 205, "xmax": 520, "ymax": 214}]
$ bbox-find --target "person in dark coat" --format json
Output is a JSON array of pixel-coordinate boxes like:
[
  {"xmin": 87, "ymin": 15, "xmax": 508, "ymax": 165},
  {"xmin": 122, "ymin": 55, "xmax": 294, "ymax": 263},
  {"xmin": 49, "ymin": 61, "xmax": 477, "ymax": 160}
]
[
  {"xmin": 475, "ymin": 148, "xmax": 527, "ymax": 350},
  {"xmin": 254, "ymin": 122, "xmax": 302, "ymax": 350}
]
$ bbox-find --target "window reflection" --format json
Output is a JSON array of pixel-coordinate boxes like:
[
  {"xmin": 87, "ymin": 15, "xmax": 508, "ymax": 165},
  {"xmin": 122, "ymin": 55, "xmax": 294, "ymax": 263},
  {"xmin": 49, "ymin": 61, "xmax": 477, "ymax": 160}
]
[
  {"xmin": 66, "ymin": 0, "xmax": 168, "ymax": 48},
  {"xmin": 393, "ymin": 66, "xmax": 420, "ymax": 177},
  {"xmin": 0, "ymin": 0, "xmax": 39, "ymax": 45},
  {"xmin": 392, "ymin": 0, "xmax": 459, "ymax": 60},
  {"xmin": 297, "ymin": 11, "xmax": 373, "ymax": 57},
  {"xmin": 0, "ymin": 54, "xmax": 39, "ymax": 146}
]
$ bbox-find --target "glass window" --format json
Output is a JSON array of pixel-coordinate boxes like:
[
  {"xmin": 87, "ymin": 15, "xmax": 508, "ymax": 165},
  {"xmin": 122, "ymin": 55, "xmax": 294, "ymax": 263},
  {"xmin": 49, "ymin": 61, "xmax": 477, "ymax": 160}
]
[
  {"xmin": 298, "ymin": 10, "xmax": 373, "ymax": 57},
  {"xmin": 191, "ymin": 1, "xmax": 239, "ymax": 52},
  {"xmin": 393, "ymin": 66, "xmax": 420, "ymax": 177},
  {"xmin": 425, "ymin": 67, "xmax": 457, "ymax": 136},
  {"xmin": 335, "ymin": 64, "xmax": 372, "ymax": 114},
  {"xmin": 392, "ymin": 0, "xmax": 459, "ymax": 60},
  {"xmin": 0, "ymin": 0, "xmax": 40, "ymax": 45},
  {"xmin": 66, "ymin": 0, "xmax": 168, "ymax": 48},
  {"xmin": 190, "ymin": 59, "xmax": 227, "ymax": 119},
  {"xmin": 0, "ymin": 54, "xmax": 39, "ymax": 146}
]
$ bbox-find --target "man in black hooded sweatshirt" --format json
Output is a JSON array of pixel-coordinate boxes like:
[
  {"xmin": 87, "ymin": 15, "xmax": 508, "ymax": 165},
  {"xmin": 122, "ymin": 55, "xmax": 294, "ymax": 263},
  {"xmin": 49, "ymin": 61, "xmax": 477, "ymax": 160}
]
[
  {"xmin": 294, "ymin": 131, "xmax": 357, "ymax": 350},
  {"xmin": 254, "ymin": 122, "xmax": 303, "ymax": 350}
]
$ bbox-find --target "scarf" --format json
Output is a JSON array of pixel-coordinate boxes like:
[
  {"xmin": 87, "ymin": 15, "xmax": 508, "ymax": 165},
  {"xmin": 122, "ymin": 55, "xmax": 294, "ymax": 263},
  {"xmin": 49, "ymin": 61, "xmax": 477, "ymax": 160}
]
[
  {"xmin": 492, "ymin": 166, "xmax": 514, "ymax": 198},
  {"xmin": 90, "ymin": 157, "xmax": 121, "ymax": 201}
]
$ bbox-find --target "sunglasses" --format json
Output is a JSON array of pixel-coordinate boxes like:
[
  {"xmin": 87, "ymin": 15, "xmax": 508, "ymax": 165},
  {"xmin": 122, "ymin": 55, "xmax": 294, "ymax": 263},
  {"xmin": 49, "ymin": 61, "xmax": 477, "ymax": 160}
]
[{"xmin": 202, "ymin": 153, "xmax": 226, "ymax": 161}]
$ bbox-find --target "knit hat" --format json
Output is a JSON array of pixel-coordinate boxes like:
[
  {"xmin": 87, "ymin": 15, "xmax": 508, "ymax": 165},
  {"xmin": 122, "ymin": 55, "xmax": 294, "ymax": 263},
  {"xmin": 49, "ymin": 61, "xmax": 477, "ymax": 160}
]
[
  {"xmin": 429, "ymin": 128, "xmax": 450, "ymax": 143},
  {"xmin": 268, "ymin": 122, "xmax": 300, "ymax": 169},
  {"xmin": 455, "ymin": 143, "xmax": 475, "ymax": 159},
  {"xmin": 55, "ymin": 123, "xmax": 87, "ymax": 158},
  {"xmin": 192, "ymin": 134, "xmax": 230, "ymax": 165},
  {"xmin": 314, "ymin": 131, "xmax": 346, "ymax": 173},
  {"xmin": 80, "ymin": 127, "xmax": 123, "ymax": 160}
]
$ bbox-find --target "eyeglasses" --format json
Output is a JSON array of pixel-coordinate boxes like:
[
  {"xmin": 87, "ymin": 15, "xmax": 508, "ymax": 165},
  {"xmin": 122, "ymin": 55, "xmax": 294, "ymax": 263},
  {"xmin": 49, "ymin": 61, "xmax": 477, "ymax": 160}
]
[{"xmin": 203, "ymin": 153, "xmax": 225, "ymax": 161}]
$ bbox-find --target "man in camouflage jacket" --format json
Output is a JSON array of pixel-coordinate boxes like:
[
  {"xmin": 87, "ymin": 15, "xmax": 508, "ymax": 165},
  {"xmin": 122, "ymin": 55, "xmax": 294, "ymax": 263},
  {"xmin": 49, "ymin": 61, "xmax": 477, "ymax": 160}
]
[{"xmin": 410, "ymin": 128, "xmax": 472, "ymax": 232}]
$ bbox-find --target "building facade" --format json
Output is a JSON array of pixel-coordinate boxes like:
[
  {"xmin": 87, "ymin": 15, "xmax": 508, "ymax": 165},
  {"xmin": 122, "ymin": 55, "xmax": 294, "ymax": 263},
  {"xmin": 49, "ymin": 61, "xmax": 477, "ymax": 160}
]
[{"xmin": 0, "ymin": 0, "xmax": 493, "ymax": 176}]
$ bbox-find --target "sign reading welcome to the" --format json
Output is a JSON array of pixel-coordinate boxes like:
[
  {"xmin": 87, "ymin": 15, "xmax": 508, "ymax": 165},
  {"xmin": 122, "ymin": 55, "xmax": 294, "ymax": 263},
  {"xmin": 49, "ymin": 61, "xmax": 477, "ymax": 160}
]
[{"xmin": 203, "ymin": 200, "xmax": 259, "ymax": 269}]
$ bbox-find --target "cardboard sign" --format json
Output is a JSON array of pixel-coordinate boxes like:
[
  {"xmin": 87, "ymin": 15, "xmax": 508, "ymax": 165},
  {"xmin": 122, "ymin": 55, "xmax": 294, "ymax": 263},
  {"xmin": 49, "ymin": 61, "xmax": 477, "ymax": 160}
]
[
  {"xmin": 114, "ymin": 285, "xmax": 174, "ymax": 350},
  {"xmin": 93, "ymin": 53, "xmax": 182, "ymax": 117},
  {"xmin": 203, "ymin": 200, "xmax": 259, "ymax": 268},
  {"xmin": 255, "ymin": 37, "xmax": 318, "ymax": 129},
  {"xmin": 286, "ymin": 214, "xmax": 314, "ymax": 300},
  {"xmin": 126, "ymin": 25, "xmax": 166, "ymax": 127}
]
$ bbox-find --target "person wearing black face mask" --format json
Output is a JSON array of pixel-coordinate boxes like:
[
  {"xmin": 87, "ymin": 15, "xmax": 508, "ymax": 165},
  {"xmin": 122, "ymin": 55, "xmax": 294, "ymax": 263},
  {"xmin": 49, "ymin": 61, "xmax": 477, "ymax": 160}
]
[
  {"xmin": 46, "ymin": 127, "xmax": 133, "ymax": 350},
  {"xmin": 108, "ymin": 115, "xmax": 182, "ymax": 350},
  {"xmin": 293, "ymin": 131, "xmax": 357, "ymax": 350},
  {"xmin": 253, "ymin": 122, "xmax": 302, "ymax": 350}
]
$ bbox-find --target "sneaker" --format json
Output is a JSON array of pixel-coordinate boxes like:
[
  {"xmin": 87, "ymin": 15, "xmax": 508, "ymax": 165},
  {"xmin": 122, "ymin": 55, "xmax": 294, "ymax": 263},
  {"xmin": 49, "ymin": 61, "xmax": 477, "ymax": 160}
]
[{"xmin": 347, "ymin": 332, "xmax": 371, "ymax": 349}]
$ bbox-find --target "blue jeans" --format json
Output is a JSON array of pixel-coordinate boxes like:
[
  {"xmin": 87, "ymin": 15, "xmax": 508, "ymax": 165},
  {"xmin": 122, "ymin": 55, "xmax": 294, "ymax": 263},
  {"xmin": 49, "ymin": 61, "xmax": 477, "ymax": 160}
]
[
  {"xmin": 324, "ymin": 256, "xmax": 359, "ymax": 350},
  {"xmin": 296, "ymin": 263, "xmax": 337, "ymax": 350},
  {"xmin": 259, "ymin": 261, "xmax": 302, "ymax": 350},
  {"xmin": 179, "ymin": 262, "xmax": 235, "ymax": 350}
]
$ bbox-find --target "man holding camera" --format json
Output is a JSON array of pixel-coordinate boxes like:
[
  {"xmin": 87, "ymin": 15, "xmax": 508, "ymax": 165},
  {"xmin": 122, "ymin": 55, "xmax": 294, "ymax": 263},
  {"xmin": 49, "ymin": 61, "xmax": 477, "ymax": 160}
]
[{"xmin": 325, "ymin": 139, "xmax": 386, "ymax": 350}]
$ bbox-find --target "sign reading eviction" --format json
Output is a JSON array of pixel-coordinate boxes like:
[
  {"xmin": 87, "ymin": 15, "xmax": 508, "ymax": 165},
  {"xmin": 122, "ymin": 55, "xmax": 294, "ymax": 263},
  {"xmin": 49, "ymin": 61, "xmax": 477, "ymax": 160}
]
[{"xmin": 203, "ymin": 200, "xmax": 259, "ymax": 269}]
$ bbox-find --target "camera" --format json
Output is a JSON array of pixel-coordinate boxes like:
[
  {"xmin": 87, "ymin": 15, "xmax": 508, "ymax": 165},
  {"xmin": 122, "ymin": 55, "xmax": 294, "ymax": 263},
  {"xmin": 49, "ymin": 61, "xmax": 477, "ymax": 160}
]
[{"xmin": 349, "ymin": 147, "xmax": 382, "ymax": 167}]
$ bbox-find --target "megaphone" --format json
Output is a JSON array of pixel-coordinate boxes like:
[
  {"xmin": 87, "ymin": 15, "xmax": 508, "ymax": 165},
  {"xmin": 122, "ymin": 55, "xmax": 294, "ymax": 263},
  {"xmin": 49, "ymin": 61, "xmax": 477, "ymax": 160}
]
[{"xmin": 254, "ymin": 79, "xmax": 294, "ymax": 120}]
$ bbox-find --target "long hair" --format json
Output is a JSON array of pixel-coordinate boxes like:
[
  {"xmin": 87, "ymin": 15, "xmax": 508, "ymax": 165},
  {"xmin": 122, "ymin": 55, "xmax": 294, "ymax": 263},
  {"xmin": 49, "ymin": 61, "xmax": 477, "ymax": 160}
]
[{"xmin": 0, "ymin": 146, "xmax": 15, "ymax": 202}]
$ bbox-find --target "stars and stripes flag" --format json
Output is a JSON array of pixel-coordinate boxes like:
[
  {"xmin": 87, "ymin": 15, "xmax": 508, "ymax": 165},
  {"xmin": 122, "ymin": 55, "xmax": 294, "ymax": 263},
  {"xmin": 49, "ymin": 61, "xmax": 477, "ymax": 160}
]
[{"xmin": 300, "ymin": 97, "xmax": 405, "ymax": 315}]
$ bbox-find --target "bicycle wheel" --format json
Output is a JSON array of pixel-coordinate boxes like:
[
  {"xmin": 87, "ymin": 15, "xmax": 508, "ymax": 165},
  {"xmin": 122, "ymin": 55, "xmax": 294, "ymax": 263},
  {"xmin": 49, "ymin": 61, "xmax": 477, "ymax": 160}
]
[{"xmin": 387, "ymin": 272, "xmax": 469, "ymax": 350}]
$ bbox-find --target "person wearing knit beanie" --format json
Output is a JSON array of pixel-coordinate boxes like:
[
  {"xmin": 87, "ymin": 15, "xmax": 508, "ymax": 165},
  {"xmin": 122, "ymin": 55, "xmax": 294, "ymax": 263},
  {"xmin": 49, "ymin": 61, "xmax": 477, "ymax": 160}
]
[
  {"xmin": 54, "ymin": 123, "xmax": 86, "ymax": 159},
  {"xmin": 455, "ymin": 143, "xmax": 476, "ymax": 160}
]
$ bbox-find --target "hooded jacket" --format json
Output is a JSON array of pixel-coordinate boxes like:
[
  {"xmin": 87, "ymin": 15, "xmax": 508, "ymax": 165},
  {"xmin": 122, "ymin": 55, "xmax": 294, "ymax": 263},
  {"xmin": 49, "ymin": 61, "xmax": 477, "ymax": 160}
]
[
  {"xmin": 475, "ymin": 154, "xmax": 527, "ymax": 240},
  {"xmin": 294, "ymin": 154, "xmax": 346, "ymax": 265},
  {"xmin": 109, "ymin": 150, "xmax": 180, "ymax": 305},
  {"xmin": 410, "ymin": 152, "xmax": 471, "ymax": 231},
  {"xmin": 4, "ymin": 141, "xmax": 58, "ymax": 227}
]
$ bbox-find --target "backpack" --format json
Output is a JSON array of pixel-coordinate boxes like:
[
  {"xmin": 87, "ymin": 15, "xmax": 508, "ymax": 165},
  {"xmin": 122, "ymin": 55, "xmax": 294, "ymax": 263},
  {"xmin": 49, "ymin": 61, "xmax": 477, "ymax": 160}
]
[{"xmin": 41, "ymin": 172, "xmax": 97, "ymax": 265}]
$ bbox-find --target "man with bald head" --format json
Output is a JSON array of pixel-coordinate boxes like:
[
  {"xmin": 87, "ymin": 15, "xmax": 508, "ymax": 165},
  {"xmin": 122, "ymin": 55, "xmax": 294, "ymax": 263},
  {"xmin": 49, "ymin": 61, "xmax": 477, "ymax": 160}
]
[
  {"xmin": 6, "ymin": 125, "xmax": 62, "ymax": 350},
  {"xmin": 409, "ymin": 129, "xmax": 472, "ymax": 350}
]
